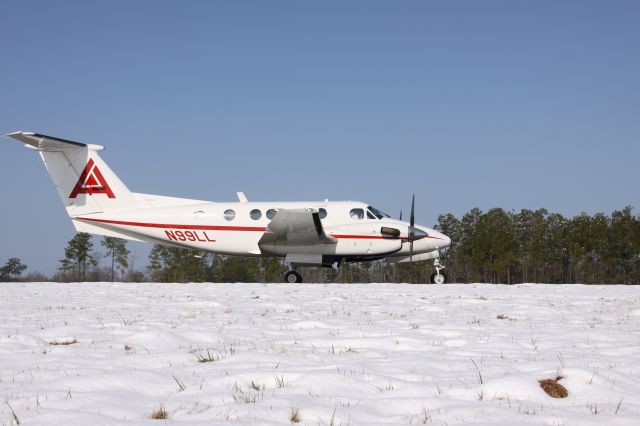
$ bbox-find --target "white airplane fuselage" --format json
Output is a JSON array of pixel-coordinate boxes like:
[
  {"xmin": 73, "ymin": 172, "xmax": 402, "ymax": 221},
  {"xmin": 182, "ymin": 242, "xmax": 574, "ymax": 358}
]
[{"xmin": 75, "ymin": 199, "xmax": 449, "ymax": 260}]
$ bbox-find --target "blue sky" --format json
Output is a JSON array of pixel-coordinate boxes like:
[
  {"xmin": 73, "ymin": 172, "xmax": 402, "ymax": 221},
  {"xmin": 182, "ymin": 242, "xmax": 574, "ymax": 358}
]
[{"xmin": 1, "ymin": 1, "xmax": 639, "ymax": 275}]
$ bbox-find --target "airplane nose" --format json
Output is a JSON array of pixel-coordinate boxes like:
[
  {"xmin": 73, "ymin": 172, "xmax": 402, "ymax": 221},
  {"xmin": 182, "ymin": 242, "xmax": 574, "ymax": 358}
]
[{"xmin": 421, "ymin": 227, "xmax": 451, "ymax": 248}]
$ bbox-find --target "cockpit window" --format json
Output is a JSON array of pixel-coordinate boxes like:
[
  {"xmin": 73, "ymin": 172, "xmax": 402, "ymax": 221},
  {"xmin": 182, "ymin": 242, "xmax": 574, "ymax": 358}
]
[
  {"xmin": 350, "ymin": 208, "xmax": 364, "ymax": 220},
  {"xmin": 367, "ymin": 205, "xmax": 390, "ymax": 220},
  {"xmin": 367, "ymin": 210, "xmax": 376, "ymax": 219}
]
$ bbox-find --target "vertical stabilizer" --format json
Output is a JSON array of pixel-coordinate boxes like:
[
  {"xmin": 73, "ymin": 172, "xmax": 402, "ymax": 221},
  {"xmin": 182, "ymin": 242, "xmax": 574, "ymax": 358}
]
[{"xmin": 6, "ymin": 132, "xmax": 138, "ymax": 216}]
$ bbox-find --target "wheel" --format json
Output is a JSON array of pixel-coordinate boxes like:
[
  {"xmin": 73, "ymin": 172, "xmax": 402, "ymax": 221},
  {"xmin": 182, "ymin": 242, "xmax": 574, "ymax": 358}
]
[
  {"xmin": 284, "ymin": 271, "xmax": 303, "ymax": 284},
  {"xmin": 430, "ymin": 271, "xmax": 447, "ymax": 284}
]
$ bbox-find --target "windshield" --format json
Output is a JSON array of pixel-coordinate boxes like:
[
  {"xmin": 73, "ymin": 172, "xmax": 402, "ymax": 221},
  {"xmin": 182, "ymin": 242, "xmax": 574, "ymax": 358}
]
[{"xmin": 367, "ymin": 205, "xmax": 390, "ymax": 220}]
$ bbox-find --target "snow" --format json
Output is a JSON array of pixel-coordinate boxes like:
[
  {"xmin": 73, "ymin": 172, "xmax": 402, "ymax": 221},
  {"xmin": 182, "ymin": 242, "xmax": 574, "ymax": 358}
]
[{"xmin": 0, "ymin": 282, "xmax": 639, "ymax": 425}]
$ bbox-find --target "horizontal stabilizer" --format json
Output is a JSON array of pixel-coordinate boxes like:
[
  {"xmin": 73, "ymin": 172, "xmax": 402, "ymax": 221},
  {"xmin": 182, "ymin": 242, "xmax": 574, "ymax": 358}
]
[
  {"xmin": 5, "ymin": 131, "xmax": 103, "ymax": 150},
  {"xmin": 72, "ymin": 218, "xmax": 145, "ymax": 242},
  {"xmin": 72, "ymin": 218, "xmax": 189, "ymax": 249}
]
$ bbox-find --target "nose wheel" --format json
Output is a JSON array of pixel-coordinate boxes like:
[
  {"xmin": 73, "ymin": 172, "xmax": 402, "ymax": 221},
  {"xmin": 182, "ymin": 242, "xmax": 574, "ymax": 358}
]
[
  {"xmin": 430, "ymin": 258, "xmax": 447, "ymax": 284},
  {"xmin": 284, "ymin": 270, "xmax": 303, "ymax": 284}
]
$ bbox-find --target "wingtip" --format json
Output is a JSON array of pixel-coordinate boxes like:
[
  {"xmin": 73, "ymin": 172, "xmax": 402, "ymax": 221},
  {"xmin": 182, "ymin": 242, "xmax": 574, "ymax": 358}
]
[{"xmin": 4, "ymin": 131, "xmax": 34, "ymax": 139}]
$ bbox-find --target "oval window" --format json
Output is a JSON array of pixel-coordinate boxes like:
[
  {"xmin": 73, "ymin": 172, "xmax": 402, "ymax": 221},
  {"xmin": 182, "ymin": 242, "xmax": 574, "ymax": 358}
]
[
  {"xmin": 350, "ymin": 208, "xmax": 364, "ymax": 220},
  {"xmin": 319, "ymin": 208, "xmax": 327, "ymax": 219},
  {"xmin": 192, "ymin": 210, "xmax": 207, "ymax": 220},
  {"xmin": 250, "ymin": 209, "xmax": 262, "ymax": 220},
  {"xmin": 223, "ymin": 209, "xmax": 236, "ymax": 221},
  {"xmin": 266, "ymin": 208, "xmax": 277, "ymax": 219}
]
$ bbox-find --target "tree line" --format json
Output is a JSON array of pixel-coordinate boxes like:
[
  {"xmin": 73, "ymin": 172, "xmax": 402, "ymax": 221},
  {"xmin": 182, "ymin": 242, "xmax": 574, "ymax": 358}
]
[
  {"xmin": 434, "ymin": 206, "xmax": 640, "ymax": 284},
  {"xmin": 1, "ymin": 206, "xmax": 638, "ymax": 284}
]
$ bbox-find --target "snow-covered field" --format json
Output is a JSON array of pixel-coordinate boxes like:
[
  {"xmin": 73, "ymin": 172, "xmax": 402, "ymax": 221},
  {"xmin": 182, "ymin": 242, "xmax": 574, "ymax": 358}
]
[{"xmin": 0, "ymin": 283, "xmax": 639, "ymax": 425}]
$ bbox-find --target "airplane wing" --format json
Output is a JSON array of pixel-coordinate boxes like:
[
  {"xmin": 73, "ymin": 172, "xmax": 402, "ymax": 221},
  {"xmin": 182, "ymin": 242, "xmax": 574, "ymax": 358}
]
[{"xmin": 258, "ymin": 208, "xmax": 337, "ymax": 253}]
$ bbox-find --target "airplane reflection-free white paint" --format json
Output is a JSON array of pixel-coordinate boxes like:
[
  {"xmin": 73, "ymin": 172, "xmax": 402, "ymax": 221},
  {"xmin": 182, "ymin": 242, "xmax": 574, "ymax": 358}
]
[{"xmin": 6, "ymin": 132, "xmax": 451, "ymax": 283}]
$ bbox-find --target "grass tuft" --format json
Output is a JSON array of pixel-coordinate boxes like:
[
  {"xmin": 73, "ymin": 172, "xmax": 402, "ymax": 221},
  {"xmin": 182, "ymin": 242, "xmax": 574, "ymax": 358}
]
[
  {"xmin": 231, "ymin": 381, "xmax": 264, "ymax": 404},
  {"xmin": 539, "ymin": 376, "xmax": 568, "ymax": 398},
  {"xmin": 275, "ymin": 373, "xmax": 287, "ymax": 388},
  {"xmin": 290, "ymin": 405, "xmax": 301, "ymax": 423},
  {"xmin": 149, "ymin": 403, "xmax": 169, "ymax": 419},
  {"xmin": 195, "ymin": 349, "xmax": 221, "ymax": 363}
]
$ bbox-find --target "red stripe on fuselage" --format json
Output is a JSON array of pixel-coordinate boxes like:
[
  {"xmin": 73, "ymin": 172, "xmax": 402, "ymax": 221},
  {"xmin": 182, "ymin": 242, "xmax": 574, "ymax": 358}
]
[
  {"xmin": 332, "ymin": 234, "xmax": 396, "ymax": 240},
  {"xmin": 76, "ymin": 217, "xmax": 267, "ymax": 232},
  {"xmin": 333, "ymin": 235, "xmax": 443, "ymax": 241},
  {"xmin": 400, "ymin": 236, "xmax": 444, "ymax": 241}
]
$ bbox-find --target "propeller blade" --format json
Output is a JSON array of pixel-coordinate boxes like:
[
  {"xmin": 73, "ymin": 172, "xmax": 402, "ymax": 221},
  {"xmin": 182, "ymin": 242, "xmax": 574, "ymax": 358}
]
[
  {"xmin": 407, "ymin": 195, "xmax": 418, "ymax": 283},
  {"xmin": 410, "ymin": 239, "xmax": 414, "ymax": 283},
  {"xmin": 410, "ymin": 194, "xmax": 415, "ymax": 228},
  {"xmin": 399, "ymin": 209, "xmax": 402, "ymax": 221},
  {"xmin": 410, "ymin": 197, "xmax": 414, "ymax": 275}
]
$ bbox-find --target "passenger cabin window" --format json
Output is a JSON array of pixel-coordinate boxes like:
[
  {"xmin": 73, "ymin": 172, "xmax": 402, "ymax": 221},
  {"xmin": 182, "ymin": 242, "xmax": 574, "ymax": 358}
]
[
  {"xmin": 368, "ymin": 205, "xmax": 390, "ymax": 220},
  {"xmin": 223, "ymin": 209, "xmax": 235, "ymax": 221},
  {"xmin": 266, "ymin": 209, "xmax": 277, "ymax": 220},
  {"xmin": 350, "ymin": 208, "xmax": 364, "ymax": 220},
  {"xmin": 319, "ymin": 208, "xmax": 327, "ymax": 219},
  {"xmin": 250, "ymin": 209, "xmax": 262, "ymax": 220}
]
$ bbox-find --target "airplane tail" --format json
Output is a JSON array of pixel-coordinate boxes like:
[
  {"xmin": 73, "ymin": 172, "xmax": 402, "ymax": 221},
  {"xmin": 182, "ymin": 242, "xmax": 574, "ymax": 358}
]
[{"xmin": 6, "ymin": 132, "xmax": 138, "ymax": 217}]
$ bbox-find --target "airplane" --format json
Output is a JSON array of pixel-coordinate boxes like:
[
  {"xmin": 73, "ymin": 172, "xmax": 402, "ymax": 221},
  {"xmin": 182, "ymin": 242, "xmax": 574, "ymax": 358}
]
[{"xmin": 5, "ymin": 131, "xmax": 451, "ymax": 284}]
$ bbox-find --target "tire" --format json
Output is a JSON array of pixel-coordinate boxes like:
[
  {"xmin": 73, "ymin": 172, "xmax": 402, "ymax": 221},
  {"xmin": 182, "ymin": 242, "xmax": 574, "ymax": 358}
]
[
  {"xmin": 284, "ymin": 271, "xmax": 303, "ymax": 284},
  {"xmin": 430, "ymin": 271, "xmax": 447, "ymax": 284}
]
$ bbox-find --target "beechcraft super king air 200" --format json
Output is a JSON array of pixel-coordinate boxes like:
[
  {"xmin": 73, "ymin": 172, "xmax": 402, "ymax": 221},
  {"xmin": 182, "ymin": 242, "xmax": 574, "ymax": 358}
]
[{"xmin": 5, "ymin": 131, "xmax": 451, "ymax": 283}]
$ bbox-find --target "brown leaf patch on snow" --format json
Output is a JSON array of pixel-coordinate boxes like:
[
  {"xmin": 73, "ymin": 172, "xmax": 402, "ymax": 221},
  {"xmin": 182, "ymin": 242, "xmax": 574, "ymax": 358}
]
[{"xmin": 539, "ymin": 376, "xmax": 568, "ymax": 398}]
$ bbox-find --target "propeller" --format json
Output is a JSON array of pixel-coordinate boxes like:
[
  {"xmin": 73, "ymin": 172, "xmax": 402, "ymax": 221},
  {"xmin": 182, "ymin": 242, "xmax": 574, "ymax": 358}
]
[
  {"xmin": 405, "ymin": 195, "xmax": 428, "ymax": 246},
  {"xmin": 399, "ymin": 209, "xmax": 403, "ymax": 221},
  {"xmin": 403, "ymin": 195, "xmax": 429, "ymax": 282}
]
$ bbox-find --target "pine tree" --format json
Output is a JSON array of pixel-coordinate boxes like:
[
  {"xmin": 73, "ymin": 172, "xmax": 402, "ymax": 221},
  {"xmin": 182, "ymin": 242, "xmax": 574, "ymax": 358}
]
[
  {"xmin": 147, "ymin": 244, "xmax": 212, "ymax": 282},
  {"xmin": 101, "ymin": 237, "xmax": 130, "ymax": 281},
  {"xmin": 214, "ymin": 256, "xmax": 259, "ymax": 282},
  {"xmin": 59, "ymin": 233, "xmax": 97, "ymax": 281},
  {"xmin": 0, "ymin": 258, "xmax": 27, "ymax": 282},
  {"xmin": 148, "ymin": 244, "xmax": 172, "ymax": 282}
]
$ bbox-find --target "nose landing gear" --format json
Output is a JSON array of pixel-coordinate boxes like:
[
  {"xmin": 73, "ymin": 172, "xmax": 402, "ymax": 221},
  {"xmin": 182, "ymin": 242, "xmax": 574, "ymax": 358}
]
[
  {"xmin": 284, "ymin": 270, "xmax": 303, "ymax": 283},
  {"xmin": 430, "ymin": 258, "xmax": 447, "ymax": 284}
]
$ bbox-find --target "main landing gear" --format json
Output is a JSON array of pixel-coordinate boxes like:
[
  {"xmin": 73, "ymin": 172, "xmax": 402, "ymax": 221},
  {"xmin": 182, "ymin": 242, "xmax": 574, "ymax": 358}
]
[
  {"xmin": 430, "ymin": 258, "xmax": 447, "ymax": 284},
  {"xmin": 284, "ymin": 270, "xmax": 303, "ymax": 284}
]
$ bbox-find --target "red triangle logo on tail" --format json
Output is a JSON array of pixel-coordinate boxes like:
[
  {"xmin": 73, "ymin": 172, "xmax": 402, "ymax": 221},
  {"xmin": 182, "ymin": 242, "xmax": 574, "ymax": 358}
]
[{"xmin": 69, "ymin": 159, "xmax": 116, "ymax": 198}]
